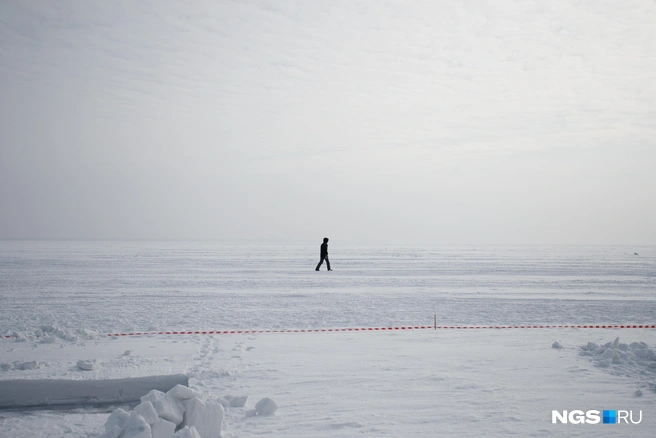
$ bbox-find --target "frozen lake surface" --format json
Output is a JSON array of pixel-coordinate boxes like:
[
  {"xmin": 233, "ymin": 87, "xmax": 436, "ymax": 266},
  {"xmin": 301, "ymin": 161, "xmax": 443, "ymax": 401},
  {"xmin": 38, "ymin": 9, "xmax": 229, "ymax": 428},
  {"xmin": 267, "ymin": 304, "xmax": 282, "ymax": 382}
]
[
  {"xmin": 1, "ymin": 242, "xmax": 655, "ymax": 335},
  {"xmin": 1, "ymin": 242, "xmax": 655, "ymax": 437}
]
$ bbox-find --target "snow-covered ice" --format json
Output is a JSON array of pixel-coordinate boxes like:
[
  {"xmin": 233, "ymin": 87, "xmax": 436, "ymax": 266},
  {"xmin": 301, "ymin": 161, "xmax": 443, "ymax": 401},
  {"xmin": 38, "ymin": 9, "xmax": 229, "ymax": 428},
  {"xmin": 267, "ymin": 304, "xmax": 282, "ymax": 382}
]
[{"xmin": 0, "ymin": 242, "xmax": 655, "ymax": 437}]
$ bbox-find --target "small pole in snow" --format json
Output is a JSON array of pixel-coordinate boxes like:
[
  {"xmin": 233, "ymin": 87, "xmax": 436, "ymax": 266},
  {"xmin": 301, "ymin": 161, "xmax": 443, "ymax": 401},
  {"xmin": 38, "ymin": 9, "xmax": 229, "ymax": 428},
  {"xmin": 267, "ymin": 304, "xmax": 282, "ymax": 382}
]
[{"xmin": 434, "ymin": 314, "xmax": 436, "ymax": 330}]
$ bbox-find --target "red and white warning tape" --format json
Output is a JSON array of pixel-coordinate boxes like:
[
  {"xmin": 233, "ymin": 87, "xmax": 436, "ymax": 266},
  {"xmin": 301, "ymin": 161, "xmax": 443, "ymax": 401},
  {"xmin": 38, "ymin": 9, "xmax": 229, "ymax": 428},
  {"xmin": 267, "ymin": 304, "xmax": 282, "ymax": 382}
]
[
  {"xmin": 2, "ymin": 324, "xmax": 654, "ymax": 340},
  {"xmin": 103, "ymin": 324, "xmax": 654, "ymax": 337}
]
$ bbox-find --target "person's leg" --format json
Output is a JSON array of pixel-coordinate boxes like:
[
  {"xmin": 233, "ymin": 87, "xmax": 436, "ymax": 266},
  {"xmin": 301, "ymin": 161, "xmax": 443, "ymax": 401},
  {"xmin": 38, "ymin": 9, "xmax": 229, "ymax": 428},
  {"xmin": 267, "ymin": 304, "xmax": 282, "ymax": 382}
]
[
  {"xmin": 315, "ymin": 257, "xmax": 324, "ymax": 271},
  {"xmin": 326, "ymin": 256, "xmax": 331, "ymax": 271}
]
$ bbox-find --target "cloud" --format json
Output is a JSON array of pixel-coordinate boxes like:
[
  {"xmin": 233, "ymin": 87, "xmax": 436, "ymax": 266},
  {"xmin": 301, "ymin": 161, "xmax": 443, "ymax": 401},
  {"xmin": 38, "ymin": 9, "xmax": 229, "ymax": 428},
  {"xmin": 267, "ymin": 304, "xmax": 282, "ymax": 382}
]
[{"xmin": 1, "ymin": 0, "xmax": 655, "ymax": 243}]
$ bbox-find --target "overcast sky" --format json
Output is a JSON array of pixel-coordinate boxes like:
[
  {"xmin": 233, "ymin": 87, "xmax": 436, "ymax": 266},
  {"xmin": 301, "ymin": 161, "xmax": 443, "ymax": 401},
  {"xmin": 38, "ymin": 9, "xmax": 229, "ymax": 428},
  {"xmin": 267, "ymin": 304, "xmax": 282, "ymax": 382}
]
[{"xmin": 1, "ymin": 0, "xmax": 655, "ymax": 244}]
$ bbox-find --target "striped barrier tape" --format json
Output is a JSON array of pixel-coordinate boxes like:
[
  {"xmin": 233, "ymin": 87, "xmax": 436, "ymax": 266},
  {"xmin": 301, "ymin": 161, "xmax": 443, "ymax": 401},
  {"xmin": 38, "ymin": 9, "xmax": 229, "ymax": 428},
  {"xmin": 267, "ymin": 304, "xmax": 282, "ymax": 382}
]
[
  {"xmin": 104, "ymin": 324, "xmax": 655, "ymax": 337},
  {"xmin": 2, "ymin": 324, "xmax": 655, "ymax": 339}
]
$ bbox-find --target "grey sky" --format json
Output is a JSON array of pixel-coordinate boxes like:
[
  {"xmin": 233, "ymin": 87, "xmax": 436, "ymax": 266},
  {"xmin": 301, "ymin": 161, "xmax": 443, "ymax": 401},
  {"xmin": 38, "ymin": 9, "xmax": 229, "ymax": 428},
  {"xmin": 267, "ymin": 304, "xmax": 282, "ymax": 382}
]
[{"xmin": 1, "ymin": 0, "xmax": 655, "ymax": 244}]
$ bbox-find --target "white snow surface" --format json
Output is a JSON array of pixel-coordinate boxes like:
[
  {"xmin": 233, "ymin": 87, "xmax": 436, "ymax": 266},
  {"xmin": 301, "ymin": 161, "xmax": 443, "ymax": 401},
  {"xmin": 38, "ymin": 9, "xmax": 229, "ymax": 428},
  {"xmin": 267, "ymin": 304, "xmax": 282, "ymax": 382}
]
[{"xmin": 0, "ymin": 242, "xmax": 655, "ymax": 437}]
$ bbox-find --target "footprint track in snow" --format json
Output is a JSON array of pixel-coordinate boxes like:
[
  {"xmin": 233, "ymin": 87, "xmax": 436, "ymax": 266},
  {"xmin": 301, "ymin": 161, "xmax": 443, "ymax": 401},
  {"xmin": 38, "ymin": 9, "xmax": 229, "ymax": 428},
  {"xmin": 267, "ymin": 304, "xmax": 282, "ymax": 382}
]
[{"xmin": 186, "ymin": 335, "xmax": 221, "ymax": 381}]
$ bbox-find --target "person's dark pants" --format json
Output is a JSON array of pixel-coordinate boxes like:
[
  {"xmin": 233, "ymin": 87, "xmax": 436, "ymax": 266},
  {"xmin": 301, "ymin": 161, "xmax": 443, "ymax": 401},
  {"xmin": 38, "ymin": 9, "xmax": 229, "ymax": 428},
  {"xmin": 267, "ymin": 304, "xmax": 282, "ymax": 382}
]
[{"xmin": 315, "ymin": 255, "xmax": 331, "ymax": 271}]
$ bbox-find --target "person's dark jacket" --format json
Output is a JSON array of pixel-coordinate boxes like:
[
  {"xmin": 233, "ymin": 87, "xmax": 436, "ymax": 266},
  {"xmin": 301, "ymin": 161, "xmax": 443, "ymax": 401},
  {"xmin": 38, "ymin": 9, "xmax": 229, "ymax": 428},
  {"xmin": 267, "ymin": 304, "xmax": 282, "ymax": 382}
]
[{"xmin": 320, "ymin": 242, "xmax": 328, "ymax": 257}]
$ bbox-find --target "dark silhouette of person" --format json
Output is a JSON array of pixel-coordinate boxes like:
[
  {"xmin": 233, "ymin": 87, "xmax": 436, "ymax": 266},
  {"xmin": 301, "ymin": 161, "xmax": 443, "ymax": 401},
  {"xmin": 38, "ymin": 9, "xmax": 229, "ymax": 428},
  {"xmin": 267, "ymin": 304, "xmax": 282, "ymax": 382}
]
[{"xmin": 315, "ymin": 237, "xmax": 332, "ymax": 271}]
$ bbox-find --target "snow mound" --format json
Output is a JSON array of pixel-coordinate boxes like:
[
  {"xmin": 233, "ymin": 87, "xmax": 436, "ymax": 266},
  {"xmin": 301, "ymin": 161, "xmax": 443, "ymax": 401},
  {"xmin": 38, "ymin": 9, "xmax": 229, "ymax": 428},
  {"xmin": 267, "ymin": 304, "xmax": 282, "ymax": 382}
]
[
  {"xmin": 224, "ymin": 394, "xmax": 248, "ymax": 408},
  {"xmin": 103, "ymin": 385, "xmax": 224, "ymax": 438},
  {"xmin": 2, "ymin": 325, "xmax": 101, "ymax": 343},
  {"xmin": 77, "ymin": 359, "xmax": 99, "ymax": 370},
  {"xmin": 255, "ymin": 397, "xmax": 278, "ymax": 416},
  {"xmin": 0, "ymin": 360, "xmax": 40, "ymax": 371},
  {"xmin": 579, "ymin": 337, "xmax": 656, "ymax": 389},
  {"xmin": 37, "ymin": 325, "xmax": 99, "ymax": 343},
  {"xmin": 245, "ymin": 397, "xmax": 278, "ymax": 417}
]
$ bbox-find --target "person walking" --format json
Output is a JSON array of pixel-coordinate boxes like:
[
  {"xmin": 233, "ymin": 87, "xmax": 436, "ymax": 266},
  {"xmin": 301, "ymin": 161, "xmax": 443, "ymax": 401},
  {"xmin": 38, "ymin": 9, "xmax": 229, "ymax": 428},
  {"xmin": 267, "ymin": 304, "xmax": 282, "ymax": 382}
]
[{"xmin": 315, "ymin": 237, "xmax": 332, "ymax": 271}]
